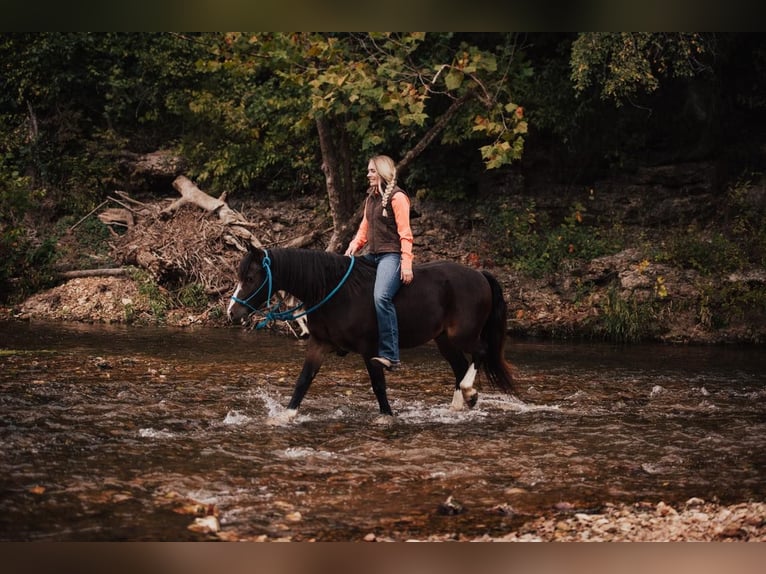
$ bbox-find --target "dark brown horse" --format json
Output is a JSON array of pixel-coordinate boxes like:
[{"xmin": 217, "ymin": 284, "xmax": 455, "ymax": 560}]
[{"xmin": 228, "ymin": 246, "xmax": 514, "ymax": 421}]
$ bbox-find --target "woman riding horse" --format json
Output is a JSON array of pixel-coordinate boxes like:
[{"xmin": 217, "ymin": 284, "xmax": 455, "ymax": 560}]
[
  {"xmin": 344, "ymin": 154, "xmax": 414, "ymax": 372},
  {"xmin": 228, "ymin": 246, "xmax": 515, "ymax": 422}
]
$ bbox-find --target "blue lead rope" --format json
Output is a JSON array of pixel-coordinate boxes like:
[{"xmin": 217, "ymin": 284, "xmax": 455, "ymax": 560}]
[{"xmin": 232, "ymin": 250, "xmax": 356, "ymax": 330}]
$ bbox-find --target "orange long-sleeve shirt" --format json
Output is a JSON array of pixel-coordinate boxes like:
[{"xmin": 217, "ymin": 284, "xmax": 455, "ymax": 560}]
[{"xmin": 349, "ymin": 190, "xmax": 413, "ymax": 272}]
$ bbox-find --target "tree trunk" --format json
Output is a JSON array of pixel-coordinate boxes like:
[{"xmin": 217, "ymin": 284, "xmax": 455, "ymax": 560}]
[
  {"xmin": 316, "ymin": 91, "xmax": 476, "ymax": 254},
  {"xmin": 317, "ymin": 117, "xmax": 360, "ymax": 253}
]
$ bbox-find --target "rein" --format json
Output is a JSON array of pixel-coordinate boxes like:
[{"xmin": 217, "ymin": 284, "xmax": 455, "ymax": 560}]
[{"xmin": 231, "ymin": 250, "xmax": 356, "ymax": 329}]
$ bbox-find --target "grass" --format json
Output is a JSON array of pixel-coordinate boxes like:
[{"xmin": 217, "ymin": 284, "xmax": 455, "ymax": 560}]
[{"xmin": 594, "ymin": 284, "xmax": 661, "ymax": 343}]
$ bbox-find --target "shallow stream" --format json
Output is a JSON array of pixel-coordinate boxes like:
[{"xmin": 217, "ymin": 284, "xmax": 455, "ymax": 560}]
[{"xmin": 1, "ymin": 320, "xmax": 764, "ymax": 540}]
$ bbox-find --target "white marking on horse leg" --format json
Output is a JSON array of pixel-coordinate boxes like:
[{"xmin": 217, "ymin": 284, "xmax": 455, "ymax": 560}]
[
  {"xmin": 459, "ymin": 364, "xmax": 478, "ymax": 391},
  {"xmin": 296, "ymin": 316, "xmax": 310, "ymax": 337},
  {"xmin": 227, "ymin": 283, "xmax": 241, "ymax": 318},
  {"xmin": 459, "ymin": 363, "xmax": 478, "ymax": 405},
  {"xmin": 450, "ymin": 388, "xmax": 465, "ymax": 411}
]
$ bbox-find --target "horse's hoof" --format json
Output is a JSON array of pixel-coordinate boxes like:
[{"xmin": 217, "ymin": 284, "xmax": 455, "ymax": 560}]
[
  {"xmin": 462, "ymin": 388, "xmax": 478, "ymax": 409},
  {"xmin": 372, "ymin": 414, "xmax": 395, "ymax": 426},
  {"xmin": 437, "ymin": 495, "xmax": 465, "ymax": 516}
]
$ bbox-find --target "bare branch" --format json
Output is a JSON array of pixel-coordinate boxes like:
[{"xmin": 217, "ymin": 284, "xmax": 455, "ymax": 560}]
[{"xmin": 398, "ymin": 88, "xmax": 476, "ymax": 172}]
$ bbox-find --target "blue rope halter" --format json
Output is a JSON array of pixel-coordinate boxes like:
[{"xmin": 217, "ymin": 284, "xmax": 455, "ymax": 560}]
[{"xmin": 230, "ymin": 249, "xmax": 356, "ymax": 330}]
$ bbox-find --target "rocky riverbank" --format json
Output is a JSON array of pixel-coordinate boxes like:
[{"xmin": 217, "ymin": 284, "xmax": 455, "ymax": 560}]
[{"xmin": 395, "ymin": 499, "xmax": 766, "ymax": 542}]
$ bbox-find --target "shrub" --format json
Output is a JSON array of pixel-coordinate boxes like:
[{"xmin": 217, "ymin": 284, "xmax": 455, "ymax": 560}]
[
  {"xmin": 493, "ymin": 200, "xmax": 619, "ymax": 277},
  {"xmin": 594, "ymin": 283, "xmax": 660, "ymax": 343},
  {"xmin": 665, "ymin": 230, "xmax": 744, "ymax": 275}
]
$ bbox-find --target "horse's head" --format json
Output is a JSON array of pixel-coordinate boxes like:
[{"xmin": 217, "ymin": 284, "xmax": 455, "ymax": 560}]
[{"xmin": 227, "ymin": 245, "xmax": 271, "ymax": 324}]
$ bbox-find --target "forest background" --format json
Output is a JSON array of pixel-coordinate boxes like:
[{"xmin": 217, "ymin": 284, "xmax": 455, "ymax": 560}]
[{"xmin": 1, "ymin": 32, "xmax": 764, "ymax": 343}]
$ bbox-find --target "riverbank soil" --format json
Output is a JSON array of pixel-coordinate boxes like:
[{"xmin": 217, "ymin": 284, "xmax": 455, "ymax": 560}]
[{"xmin": 12, "ymin": 161, "xmax": 766, "ymax": 344}]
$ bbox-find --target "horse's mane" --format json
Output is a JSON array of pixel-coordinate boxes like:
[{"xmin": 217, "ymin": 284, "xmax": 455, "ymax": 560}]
[{"xmin": 270, "ymin": 248, "xmax": 376, "ymax": 303}]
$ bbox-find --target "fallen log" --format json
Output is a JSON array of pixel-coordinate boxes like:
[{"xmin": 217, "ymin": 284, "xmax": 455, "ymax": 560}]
[
  {"xmin": 58, "ymin": 268, "xmax": 129, "ymax": 279},
  {"xmin": 280, "ymin": 228, "xmax": 331, "ymax": 249}
]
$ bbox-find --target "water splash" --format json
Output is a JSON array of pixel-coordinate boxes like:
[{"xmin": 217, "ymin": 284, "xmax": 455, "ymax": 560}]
[
  {"xmin": 281, "ymin": 447, "xmax": 337, "ymax": 460},
  {"xmin": 253, "ymin": 386, "xmax": 290, "ymax": 418},
  {"xmin": 138, "ymin": 428, "xmax": 174, "ymax": 439},
  {"xmin": 222, "ymin": 410, "xmax": 251, "ymax": 426},
  {"xmin": 480, "ymin": 393, "xmax": 563, "ymax": 414}
]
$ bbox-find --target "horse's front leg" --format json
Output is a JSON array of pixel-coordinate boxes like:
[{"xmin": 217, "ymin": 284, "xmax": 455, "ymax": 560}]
[
  {"xmin": 281, "ymin": 338, "xmax": 328, "ymax": 421},
  {"xmin": 364, "ymin": 357, "xmax": 393, "ymax": 418}
]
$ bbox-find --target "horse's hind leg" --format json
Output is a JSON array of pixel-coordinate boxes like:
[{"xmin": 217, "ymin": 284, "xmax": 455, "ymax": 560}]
[
  {"xmin": 458, "ymin": 364, "xmax": 479, "ymax": 409},
  {"xmin": 435, "ymin": 335, "xmax": 477, "ymax": 410}
]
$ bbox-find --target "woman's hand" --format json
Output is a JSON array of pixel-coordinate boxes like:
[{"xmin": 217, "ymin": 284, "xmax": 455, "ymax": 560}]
[
  {"xmin": 344, "ymin": 245, "xmax": 357, "ymax": 257},
  {"xmin": 401, "ymin": 268, "xmax": 413, "ymax": 285}
]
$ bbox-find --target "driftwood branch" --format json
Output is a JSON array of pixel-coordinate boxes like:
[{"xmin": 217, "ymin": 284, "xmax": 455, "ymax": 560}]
[
  {"xmin": 92, "ymin": 178, "xmax": 317, "ymax": 338},
  {"xmin": 165, "ymin": 176, "xmax": 263, "ymax": 249},
  {"xmin": 113, "ymin": 190, "xmax": 152, "ymax": 208},
  {"xmin": 71, "ymin": 192, "xmax": 153, "ymax": 234},
  {"xmin": 69, "ymin": 200, "xmax": 109, "ymax": 232},
  {"xmin": 98, "ymin": 208, "xmax": 135, "ymax": 228}
]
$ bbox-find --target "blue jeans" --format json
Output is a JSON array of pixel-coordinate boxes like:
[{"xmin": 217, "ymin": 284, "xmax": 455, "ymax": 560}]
[{"xmin": 365, "ymin": 253, "xmax": 402, "ymax": 363}]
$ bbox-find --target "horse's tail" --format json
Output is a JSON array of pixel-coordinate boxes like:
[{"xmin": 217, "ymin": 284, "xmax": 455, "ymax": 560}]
[{"xmin": 479, "ymin": 271, "xmax": 515, "ymax": 395}]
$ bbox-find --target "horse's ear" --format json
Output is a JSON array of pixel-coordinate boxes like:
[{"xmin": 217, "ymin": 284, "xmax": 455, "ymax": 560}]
[{"xmin": 246, "ymin": 242, "xmax": 266, "ymax": 265}]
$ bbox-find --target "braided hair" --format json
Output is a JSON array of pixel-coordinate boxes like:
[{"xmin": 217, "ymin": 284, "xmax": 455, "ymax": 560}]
[{"xmin": 371, "ymin": 155, "xmax": 397, "ymax": 217}]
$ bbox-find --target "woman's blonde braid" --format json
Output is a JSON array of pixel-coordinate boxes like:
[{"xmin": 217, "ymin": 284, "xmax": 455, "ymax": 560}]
[{"xmin": 380, "ymin": 168, "xmax": 397, "ymax": 217}]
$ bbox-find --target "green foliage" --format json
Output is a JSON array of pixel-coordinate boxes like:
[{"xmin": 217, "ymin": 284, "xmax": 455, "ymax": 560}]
[
  {"xmin": 51, "ymin": 215, "xmax": 114, "ymax": 274},
  {"xmin": 595, "ymin": 283, "xmax": 660, "ymax": 343},
  {"xmin": 664, "ymin": 230, "xmax": 745, "ymax": 275},
  {"xmin": 0, "ymin": 33, "xmax": 209, "ymax": 212},
  {"xmin": 493, "ymin": 200, "xmax": 619, "ymax": 277},
  {"xmin": 171, "ymin": 33, "xmax": 322, "ymax": 194},
  {"xmin": 571, "ymin": 33, "xmax": 711, "ymax": 105},
  {"xmin": 726, "ymin": 175, "xmax": 766, "ymax": 267},
  {"xmin": 0, "ymin": 232, "xmax": 58, "ymax": 303},
  {"xmin": 697, "ymin": 281, "xmax": 766, "ymax": 330},
  {"xmin": 0, "ymin": 173, "xmax": 56, "ymax": 302},
  {"xmin": 127, "ymin": 267, "xmax": 170, "ymax": 323},
  {"xmin": 649, "ymin": 175, "xmax": 764, "ymax": 276},
  {"xmin": 173, "ymin": 282, "xmax": 208, "ymax": 311},
  {"xmin": 124, "ymin": 269, "xmax": 209, "ymax": 321},
  {"xmin": 178, "ymin": 32, "xmax": 531, "ymax": 198},
  {"xmin": 207, "ymin": 306, "xmax": 224, "ymax": 321},
  {"xmin": 70, "ymin": 216, "xmax": 112, "ymax": 252}
]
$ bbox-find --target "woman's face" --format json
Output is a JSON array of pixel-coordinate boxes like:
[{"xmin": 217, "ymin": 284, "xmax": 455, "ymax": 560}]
[{"xmin": 367, "ymin": 160, "xmax": 381, "ymax": 189}]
